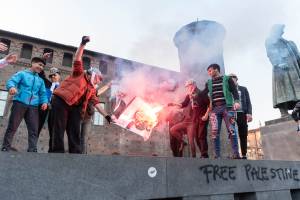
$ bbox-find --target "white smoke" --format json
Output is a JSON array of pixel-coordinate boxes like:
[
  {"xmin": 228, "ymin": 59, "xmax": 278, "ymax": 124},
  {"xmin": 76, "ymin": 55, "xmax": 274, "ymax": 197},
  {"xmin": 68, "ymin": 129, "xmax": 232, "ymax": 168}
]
[
  {"xmin": 110, "ymin": 58, "xmax": 188, "ymax": 125},
  {"xmin": 127, "ymin": 0, "xmax": 290, "ymax": 128},
  {"xmin": 112, "ymin": 58, "xmax": 186, "ymax": 104}
]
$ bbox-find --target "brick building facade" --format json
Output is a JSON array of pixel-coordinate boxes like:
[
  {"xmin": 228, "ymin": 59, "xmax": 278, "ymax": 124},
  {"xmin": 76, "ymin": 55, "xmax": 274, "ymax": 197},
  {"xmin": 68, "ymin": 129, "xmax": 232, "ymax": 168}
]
[
  {"xmin": 0, "ymin": 29, "xmax": 176, "ymax": 156},
  {"xmin": 247, "ymin": 128, "xmax": 264, "ymax": 160}
]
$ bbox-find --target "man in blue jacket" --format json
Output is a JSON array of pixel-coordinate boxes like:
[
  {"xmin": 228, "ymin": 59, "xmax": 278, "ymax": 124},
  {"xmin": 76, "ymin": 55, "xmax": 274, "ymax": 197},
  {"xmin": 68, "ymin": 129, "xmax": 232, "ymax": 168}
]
[{"xmin": 1, "ymin": 57, "xmax": 48, "ymax": 152}]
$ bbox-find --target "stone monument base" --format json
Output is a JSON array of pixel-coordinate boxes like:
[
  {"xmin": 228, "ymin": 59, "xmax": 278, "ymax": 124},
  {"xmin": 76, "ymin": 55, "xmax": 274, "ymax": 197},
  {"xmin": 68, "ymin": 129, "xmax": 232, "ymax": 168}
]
[
  {"xmin": 261, "ymin": 116, "xmax": 300, "ymax": 160},
  {"xmin": 1, "ymin": 152, "xmax": 300, "ymax": 200}
]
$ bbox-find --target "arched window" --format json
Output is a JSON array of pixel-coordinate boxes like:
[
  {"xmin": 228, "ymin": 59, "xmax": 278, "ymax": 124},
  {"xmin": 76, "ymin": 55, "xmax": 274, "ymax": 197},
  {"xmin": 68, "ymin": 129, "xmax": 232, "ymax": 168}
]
[
  {"xmin": 20, "ymin": 43, "xmax": 33, "ymax": 59},
  {"xmin": 62, "ymin": 52, "xmax": 73, "ymax": 67}
]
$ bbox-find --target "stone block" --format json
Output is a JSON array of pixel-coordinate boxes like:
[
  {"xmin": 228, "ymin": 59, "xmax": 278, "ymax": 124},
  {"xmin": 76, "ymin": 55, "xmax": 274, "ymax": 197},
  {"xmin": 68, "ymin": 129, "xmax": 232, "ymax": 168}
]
[
  {"xmin": 255, "ymin": 190, "xmax": 292, "ymax": 200},
  {"xmin": 260, "ymin": 119, "xmax": 300, "ymax": 160},
  {"xmin": 0, "ymin": 153, "xmax": 167, "ymax": 200}
]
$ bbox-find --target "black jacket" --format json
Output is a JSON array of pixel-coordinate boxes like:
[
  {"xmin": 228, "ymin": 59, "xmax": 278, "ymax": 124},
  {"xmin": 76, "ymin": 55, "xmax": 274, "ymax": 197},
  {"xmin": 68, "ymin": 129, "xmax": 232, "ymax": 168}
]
[
  {"xmin": 180, "ymin": 87, "xmax": 209, "ymax": 121},
  {"xmin": 238, "ymin": 85, "xmax": 252, "ymax": 115}
]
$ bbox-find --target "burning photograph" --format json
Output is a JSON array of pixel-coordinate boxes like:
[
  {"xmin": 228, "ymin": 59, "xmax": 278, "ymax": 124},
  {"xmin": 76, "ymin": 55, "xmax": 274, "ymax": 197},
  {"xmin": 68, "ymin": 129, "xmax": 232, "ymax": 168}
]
[{"xmin": 113, "ymin": 97, "xmax": 163, "ymax": 141}]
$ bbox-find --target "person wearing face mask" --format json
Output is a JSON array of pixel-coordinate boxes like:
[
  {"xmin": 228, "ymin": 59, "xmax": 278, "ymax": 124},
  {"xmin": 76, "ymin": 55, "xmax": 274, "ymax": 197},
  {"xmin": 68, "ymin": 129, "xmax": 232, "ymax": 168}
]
[
  {"xmin": 1, "ymin": 57, "xmax": 48, "ymax": 152},
  {"xmin": 168, "ymin": 79, "xmax": 210, "ymax": 158},
  {"xmin": 49, "ymin": 36, "xmax": 112, "ymax": 154}
]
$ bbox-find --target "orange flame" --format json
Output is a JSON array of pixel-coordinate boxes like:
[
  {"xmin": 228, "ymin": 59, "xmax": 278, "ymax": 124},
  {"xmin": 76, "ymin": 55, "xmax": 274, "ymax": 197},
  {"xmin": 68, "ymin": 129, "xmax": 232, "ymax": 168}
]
[{"xmin": 133, "ymin": 104, "xmax": 163, "ymax": 131}]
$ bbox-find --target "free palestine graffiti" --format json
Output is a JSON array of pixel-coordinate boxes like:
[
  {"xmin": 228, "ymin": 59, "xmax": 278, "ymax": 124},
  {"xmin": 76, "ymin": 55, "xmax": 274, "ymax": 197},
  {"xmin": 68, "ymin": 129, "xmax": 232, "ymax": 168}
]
[{"xmin": 199, "ymin": 163, "xmax": 300, "ymax": 184}]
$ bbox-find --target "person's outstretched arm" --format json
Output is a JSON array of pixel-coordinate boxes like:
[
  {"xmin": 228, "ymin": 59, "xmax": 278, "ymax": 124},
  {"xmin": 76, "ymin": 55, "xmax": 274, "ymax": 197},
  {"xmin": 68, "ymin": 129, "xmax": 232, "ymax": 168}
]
[
  {"xmin": 73, "ymin": 36, "xmax": 90, "ymax": 75},
  {"xmin": 75, "ymin": 36, "xmax": 90, "ymax": 61},
  {"xmin": 168, "ymin": 95, "xmax": 189, "ymax": 108},
  {"xmin": 0, "ymin": 54, "xmax": 17, "ymax": 69},
  {"xmin": 94, "ymin": 103, "xmax": 112, "ymax": 124}
]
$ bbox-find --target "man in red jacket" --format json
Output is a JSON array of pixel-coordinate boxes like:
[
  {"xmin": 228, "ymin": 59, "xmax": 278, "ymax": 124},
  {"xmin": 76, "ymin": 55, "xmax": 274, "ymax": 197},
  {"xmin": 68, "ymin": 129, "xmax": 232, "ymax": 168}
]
[
  {"xmin": 168, "ymin": 79, "xmax": 210, "ymax": 158},
  {"xmin": 49, "ymin": 36, "xmax": 112, "ymax": 153}
]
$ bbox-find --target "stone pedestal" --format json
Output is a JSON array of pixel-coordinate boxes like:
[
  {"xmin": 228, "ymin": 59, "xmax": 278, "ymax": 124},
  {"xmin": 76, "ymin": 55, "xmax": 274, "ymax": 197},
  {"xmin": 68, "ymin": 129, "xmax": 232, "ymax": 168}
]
[
  {"xmin": 261, "ymin": 116, "xmax": 300, "ymax": 160},
  {"xmin": 1, "ymin": 153, "xmax": 300, "ymax": 200}
]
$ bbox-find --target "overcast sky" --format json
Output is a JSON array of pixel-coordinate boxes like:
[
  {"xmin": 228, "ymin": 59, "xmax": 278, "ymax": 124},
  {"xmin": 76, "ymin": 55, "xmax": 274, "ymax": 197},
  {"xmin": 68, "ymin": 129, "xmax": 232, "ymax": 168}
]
[{"xmin": 1, "ymin": 0, "xmax": 300, "ymax": 129}]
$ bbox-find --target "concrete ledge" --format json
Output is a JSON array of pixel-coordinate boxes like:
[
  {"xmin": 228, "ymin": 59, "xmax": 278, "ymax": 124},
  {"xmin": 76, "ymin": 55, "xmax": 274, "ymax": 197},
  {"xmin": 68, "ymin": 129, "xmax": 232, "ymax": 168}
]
[
  {"xmin": 1, "ymin": 153, "xmax": 300, "ymax": 199},
  {"xmin": 264, "ymin": 116, "xmax": 292, "ymax": 126}
]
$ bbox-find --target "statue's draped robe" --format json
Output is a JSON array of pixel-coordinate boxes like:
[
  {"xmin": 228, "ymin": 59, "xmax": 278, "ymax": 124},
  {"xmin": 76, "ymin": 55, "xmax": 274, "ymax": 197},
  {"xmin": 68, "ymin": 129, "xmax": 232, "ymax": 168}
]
[{"xmin": 265, "ymin": 38, "xmax": 300, "ymax": 109}]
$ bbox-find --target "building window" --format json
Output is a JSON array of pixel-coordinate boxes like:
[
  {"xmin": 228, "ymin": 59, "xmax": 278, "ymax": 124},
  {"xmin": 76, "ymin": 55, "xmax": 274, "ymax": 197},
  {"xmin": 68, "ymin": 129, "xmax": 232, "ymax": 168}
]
[
  {"xmin": 62, "ymin": 52, "xmax": 73, "ymax": 67},
  {"xmin": 83, "ymin": 57, "xmax": 91, "ymax": 70},
  {"xmin": 43, "ymin": 48, "xmax": 54, "ymax": 64},
  {"xmin": 93, "ymin": 103, "xmax": 105, "ymax": 126},
  {"xmin": 20, "ymin": 43, "xmax": 33, "ymax": 59},
  {"xmin": 99, "ymin": 60, "xmax": 108, "ymax": 74},
  {"xmin": 0, "ymin": 38, "xmax": 11, "ymax": 55},
  {"xmin": 0, "ymin": 90, "xmax": 8, "ymax": 117}
]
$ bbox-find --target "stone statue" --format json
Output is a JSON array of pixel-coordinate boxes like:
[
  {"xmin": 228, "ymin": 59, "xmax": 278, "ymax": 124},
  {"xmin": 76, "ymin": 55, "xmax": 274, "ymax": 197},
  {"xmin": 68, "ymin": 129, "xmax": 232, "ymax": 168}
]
[{"xmin": 265, "ymin": 24, "xmax": 300, "ymax": 117}]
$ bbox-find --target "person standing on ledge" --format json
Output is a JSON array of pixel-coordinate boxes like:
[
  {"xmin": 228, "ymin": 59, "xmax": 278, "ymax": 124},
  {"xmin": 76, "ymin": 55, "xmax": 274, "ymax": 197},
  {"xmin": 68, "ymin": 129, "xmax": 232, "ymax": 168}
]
[
  {"xmin": 49, "ymin": 36, "xmax": 112, "ymax": 154},
  {"xmin": 1, "ymin": 57, "xmax": 48, "ymax": 152},
  {"xmin": 80, "ymin": 82, "xmax": 112, "ymax": 154},
  {"xmin": 168, "ymin": 79, "xmax": 210, "ymax": 158},
  {"xmin": 229, "ymin": 73, "xmax": 252, "ymax": 159},
  {"xmin": 37, "ymin": 64, "xmax": 61, "ymax": 152},
  {"xmin": 205, "ymin": 64, "xmax": 241, "ymax": 159}
]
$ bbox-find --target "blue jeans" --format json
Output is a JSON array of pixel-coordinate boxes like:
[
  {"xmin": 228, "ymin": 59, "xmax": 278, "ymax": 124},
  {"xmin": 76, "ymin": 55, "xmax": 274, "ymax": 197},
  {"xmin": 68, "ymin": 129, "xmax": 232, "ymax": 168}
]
[{"xmin": 209, "ymin": 105, "xmax": 239, "ymax": 158}]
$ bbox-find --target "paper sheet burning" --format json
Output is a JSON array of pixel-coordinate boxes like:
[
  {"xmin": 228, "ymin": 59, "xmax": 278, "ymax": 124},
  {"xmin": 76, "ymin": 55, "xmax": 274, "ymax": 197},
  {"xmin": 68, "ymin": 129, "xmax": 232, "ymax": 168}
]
[{"xmin": 114, "ymin": 97, "xmax": 163, "ymax": 141}]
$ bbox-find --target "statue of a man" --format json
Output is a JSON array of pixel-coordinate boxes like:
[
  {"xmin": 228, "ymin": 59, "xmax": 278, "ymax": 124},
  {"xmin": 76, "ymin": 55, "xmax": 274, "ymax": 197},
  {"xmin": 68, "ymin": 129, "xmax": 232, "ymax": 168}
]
[{"xmin": 265, "ymin": 24, "xmax": 300, "ymax": 117}]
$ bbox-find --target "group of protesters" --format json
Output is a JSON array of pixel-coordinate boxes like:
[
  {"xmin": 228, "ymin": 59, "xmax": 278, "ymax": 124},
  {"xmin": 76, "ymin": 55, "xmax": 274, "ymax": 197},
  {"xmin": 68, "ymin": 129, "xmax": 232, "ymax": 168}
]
[
  {"xmin": 167, "ymin": 64, "xmax": 253, "ymax": 159},
  {"xmin": 0, "ymin": 37, "xmax": 112, "ymax": 154},
  {"xmin": 1, "ymin": 36, "xmax": 254, "ymax": 159}
]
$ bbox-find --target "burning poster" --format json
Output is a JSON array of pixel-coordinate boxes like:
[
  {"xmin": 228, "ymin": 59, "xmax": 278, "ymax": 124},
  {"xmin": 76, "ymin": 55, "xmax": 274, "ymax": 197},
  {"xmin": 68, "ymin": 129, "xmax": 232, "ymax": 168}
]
[{"xmin": 113, "ymin": 97, "xmax": 163, "ymax": 141}]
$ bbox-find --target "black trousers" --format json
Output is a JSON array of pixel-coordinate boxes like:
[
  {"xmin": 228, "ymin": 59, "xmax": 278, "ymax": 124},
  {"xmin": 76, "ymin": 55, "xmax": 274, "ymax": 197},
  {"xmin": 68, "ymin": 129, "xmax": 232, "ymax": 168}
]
[
  {"xmin": 49, "ymin": 96, "xmax": 82, "ymax": 153},
  {"xmin": 47, "ymin": 109, "xmax": 54, "ymax": 152},
  {"xmin": 236, "ymin": 112, "xmax": 248, "ymax": 156},
  {"xmin": 38, "ymin": 107, "xmax": 55, "ymax": 152},
  {"xmin": 38, "ymin": 108, "xmax": 48, "ymax": 136},
  {"xmin": 2, "ymin": 101, "xmax": 39, "ymax": 152},
  {"xmin": 196, "ymin": 121, "xmax": 208, "ymax": 158}
]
